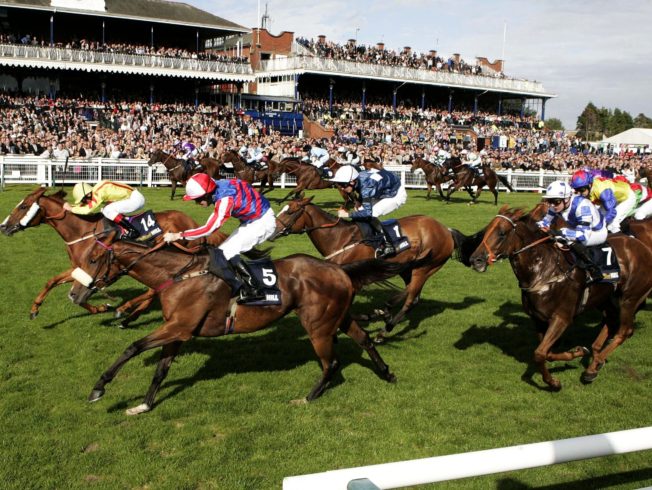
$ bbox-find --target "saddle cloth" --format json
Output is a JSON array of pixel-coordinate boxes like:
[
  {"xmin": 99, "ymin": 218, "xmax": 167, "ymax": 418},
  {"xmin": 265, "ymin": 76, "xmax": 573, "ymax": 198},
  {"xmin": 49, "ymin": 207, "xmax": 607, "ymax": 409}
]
[
  {"xmin": 126, "ymin": 210, "xmax": 163, "ymax": 240},
  {"xmin": 584, "ymin": 243, "xmax": 620, "ymax": 283},
  {"xmin": 355, "ymin": 219, "xmax": 411, "ymax": 255},
  {"xmin": 239, "ymin": 258, "xmax": 283, "ymax": 306}
]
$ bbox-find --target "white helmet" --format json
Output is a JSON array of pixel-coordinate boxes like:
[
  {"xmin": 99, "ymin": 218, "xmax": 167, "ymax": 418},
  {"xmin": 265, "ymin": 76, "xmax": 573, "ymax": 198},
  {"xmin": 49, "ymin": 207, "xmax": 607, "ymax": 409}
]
[
  {"xmin": 467, "ymin": 152, "xmax": 477, "ymax": 161},
  {"xmin": 338, "ymin": 146, "xmax": 347, "ymax": 153},
  {"xmin": 331, "ymin": 165, "xmax": 359, "ymax": 184},
  {"xmin": 544, "ymin": 180, "xmax": 572, "ymax": 200},
  {"xmin": 438, "ymin": 149, "xmax": 448, "ymax": 157}
]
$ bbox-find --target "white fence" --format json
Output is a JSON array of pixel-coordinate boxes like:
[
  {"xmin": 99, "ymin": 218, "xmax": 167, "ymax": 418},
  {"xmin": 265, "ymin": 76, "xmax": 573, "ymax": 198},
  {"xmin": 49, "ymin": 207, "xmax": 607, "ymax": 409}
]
[
  {"xmin": 0, "ymin": 156, "xmax": 569, "ymax": 193},
  {"xmin": 283, "ymin": 426, "xmax": 652, "ymax": 489}
]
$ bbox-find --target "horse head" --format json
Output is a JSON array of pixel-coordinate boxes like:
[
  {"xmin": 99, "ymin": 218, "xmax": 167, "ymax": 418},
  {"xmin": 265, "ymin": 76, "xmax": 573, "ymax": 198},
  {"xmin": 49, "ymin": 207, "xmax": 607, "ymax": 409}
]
[
  {"xmin": 1, "ymin": 186, "xmax": 50, "ymax": 236},
  {"xmin": 469, "ymin": 205, "xmax": 529, "ymax": 272},
  {"xmin": 147, "ymin": 149, "xmax": 164, "ymax": 166},
  {"xmin": 270, "ymin": 195, "xmax": 315, "ymax": 240}
]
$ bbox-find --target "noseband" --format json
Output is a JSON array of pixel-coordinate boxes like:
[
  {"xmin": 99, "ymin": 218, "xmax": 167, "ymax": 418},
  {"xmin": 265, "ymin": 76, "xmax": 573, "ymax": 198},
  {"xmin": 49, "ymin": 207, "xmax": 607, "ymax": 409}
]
[{"xmin": 481, "ymin": 213, "xmax": 554, "ymax": 265}]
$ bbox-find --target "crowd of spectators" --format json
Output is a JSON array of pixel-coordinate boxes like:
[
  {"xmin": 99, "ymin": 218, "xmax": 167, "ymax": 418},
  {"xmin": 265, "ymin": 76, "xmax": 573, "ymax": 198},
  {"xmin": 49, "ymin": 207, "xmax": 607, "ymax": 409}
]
[
  {"xmin": 0, "ymin": 92, "xmax": 649, "ymax": 177},
  {"xmin": 0, "ymin": 33, "xmax": 249, "ymax": 63},
  {"xmin": 296, "ymin": 37, "xmax": 498, "ymax": 78}
]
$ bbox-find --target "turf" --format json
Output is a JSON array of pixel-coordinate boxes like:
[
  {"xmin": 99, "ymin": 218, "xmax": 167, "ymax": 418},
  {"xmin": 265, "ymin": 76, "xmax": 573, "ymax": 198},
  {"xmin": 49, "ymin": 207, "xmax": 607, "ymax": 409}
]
[{"xmin": 0, "ymin": 184, "xmax": 651, "ymax": 490}]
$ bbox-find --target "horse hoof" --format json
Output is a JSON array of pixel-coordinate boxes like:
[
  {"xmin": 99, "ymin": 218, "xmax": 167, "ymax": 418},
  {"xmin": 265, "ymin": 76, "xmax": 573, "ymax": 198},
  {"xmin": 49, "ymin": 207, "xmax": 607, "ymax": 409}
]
[
  {"xmin": 29, "ymin": 311, "xmax": 38, "ymax": 320},
  {"xmin": 88, "ymin": 389, "xmax": 105, "ymax": 403},
  {"xmin": 114, "ymin": 310, "xmax": 123, "ymax": 319},
  {"xmin": 581, "ymin": 371, "xmax": 598, "ymax": 384},
  {"xmin": 125, "ymin": 403, "xmax": 151, "ymax": 416},
  {"xmin": 386, "ymin": 372, "xmax": 397, "ymax": 383},
  {"xmin": 373, "ymin": 334, "xmax": 386, "ymax": 344},
  {"xmin": 118, "ymin": 322, "xmax": 130, "ymax": 329},
  {"xmin": 547, "ymin": 380, "xmax": 562, "ymax": 392}
]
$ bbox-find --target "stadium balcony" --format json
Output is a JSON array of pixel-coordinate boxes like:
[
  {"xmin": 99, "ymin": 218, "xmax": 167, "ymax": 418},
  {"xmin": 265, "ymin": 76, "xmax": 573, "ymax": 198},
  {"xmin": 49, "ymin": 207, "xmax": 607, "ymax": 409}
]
[
  {"xmin": 0, "ymin": 43, "xmax": 254, "ymax": 82},
  {"xmin": 258, "ymin": 55, "xmax": 550, "ymax": 98}
]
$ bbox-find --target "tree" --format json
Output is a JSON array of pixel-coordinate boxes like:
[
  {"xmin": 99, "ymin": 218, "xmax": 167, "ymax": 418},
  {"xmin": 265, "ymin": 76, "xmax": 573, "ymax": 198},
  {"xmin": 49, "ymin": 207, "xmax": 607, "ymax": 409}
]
[
  {"xmin": 576, "ymin": 102, "xmax": 600, "ymax": 140},
  {"xmin": 544, "ymin": 118, "xmax": 564, "ymax": 130},
  {"xmin": 634, "ymin": 113, "xmax": 652, "ymax": 128}
]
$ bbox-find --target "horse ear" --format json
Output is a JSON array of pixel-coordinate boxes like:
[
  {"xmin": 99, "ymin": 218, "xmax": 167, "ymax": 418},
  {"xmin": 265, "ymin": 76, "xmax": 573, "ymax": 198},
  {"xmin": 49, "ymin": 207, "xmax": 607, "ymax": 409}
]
[
  {"xmin": 306, "ymin": 195, "xmax": 315, "ymax": 203},
  {"xmin": 498, "ymin": 204, "xmax": 510, "ymax": 214},
  {"xmin": 297, "ymin": 191, "xmax": 306, "ymax": 199}
]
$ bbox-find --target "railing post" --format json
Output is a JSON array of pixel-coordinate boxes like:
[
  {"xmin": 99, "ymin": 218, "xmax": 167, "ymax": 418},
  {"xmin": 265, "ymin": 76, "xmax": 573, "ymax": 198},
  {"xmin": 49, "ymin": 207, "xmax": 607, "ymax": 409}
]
[
  {"xmin": 97, "ymin": 158, "xmax": 103, "ymax": 182},
  {"xmin": 148, "ymin": 165, "xmax": 153, "ymax": 188},
  {"xmin": 0, "ymin": 155, "xmax": 4, "ymax": 191}
]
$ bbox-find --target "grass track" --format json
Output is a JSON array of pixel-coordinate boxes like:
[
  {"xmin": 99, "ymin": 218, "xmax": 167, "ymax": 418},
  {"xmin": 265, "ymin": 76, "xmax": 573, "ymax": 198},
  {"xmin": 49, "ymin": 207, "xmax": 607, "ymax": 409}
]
[{"xmin": 1, "ymin": 184, "xmax": 651, "ymax": 489}]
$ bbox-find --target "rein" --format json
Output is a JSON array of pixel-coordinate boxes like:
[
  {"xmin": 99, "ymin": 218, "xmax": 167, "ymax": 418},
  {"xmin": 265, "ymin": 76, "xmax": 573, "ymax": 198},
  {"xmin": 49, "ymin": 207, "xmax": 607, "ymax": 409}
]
[{"xmin": 480, "ymin": 214, "xmax": 516, "ymax": 265}]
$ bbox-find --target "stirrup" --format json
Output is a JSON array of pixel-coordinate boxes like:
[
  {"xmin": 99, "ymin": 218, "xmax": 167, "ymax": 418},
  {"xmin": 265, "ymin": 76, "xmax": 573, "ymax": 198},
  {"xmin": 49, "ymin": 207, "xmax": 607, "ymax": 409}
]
[{"xmin": 237, "ymin": 288, "xmax": 266, "ymax": 304}]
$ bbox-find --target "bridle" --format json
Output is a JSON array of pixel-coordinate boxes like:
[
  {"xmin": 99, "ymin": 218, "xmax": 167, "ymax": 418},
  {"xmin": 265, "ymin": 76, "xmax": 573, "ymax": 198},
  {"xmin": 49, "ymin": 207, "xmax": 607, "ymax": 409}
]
[
  {"xmin": 274, "ymin": 204, "xmax": 342, "ymax": 238},
  {"xmin": 480, "ymin": 213, "xmax": 553, "ymax": 265}
]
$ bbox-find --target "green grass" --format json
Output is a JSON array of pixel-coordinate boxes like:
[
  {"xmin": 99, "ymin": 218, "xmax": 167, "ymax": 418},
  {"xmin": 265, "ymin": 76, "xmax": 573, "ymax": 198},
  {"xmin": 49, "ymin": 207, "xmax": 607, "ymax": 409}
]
[{"xmin": 1, "ymin": 184, "xmax": 651, "ymax": 490}]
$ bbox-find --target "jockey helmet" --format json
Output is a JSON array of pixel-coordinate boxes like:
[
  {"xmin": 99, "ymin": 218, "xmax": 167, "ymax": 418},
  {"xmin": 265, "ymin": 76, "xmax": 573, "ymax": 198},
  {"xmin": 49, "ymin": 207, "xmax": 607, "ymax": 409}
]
[
  {"xmin": 543, "ymin": 180, "xmax": 572, "ymax": 200},
  {"xmin": 72, "ymin": 182, "xmax": 94, "ymax": 204},
  {"xmin": 467, "ymin": 152, "xmax": 477, "ymax": 161},
  {"xmin": 438, "ymin": 149, "xmax": 448, "ymax": 157},
  {"xmin": 570, "ymin": 170, "xmax": 593, "ymax": 189},
  {"xmin": 302, "ymin": 144, "xmax": 312, "ymax": 152},
  {"xmin": 183, "ymin": 173, "xmax": 216, "ymax": 201},
  {"xmin": 338, "ymin": 146, "xmax": 346, "ymax": 153},
  {"xmin": 331, "ymin": 165, "xmax": 359, "ymax": 184}
]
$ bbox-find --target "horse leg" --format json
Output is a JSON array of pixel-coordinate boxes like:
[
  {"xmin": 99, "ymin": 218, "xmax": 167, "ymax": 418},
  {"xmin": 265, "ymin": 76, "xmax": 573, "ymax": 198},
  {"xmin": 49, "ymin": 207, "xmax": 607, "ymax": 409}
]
[
  {"xmin": 304, "ymin": 336, "xmax": 338, "ymax": 402},
  {"xmin": 115, "ymin": 289, "xmax": 156, "ymax": 328},
  {"xmin": 170, "ymin": 180, "xmax": 177, "ymax": 200},
  {"xmin": 34, "ymin": 268, "xmax": 110, "ymax": 319},
  {"xmin": 491, "ymin": 185, "xmax": 499, "ymax": 205},
  {"xmin": 436, "ymin": 182, "xmax": 445, "ymax": 200},
  {"xmin": 426, "ymin": 183, "xmax": 432, "ymax": 200},
  {"xmin": 88, "ymin": 319, "xmax": 192, "ymax": 406},
  {"xmin": 126, "ymin": 341, "xmax": 182, "ymax": 416},
  {"xmin": 340, "ymin": 315, "xmax": 395, "ymax": 382},
  {"xmin": 533, "ymin": 315, "xmax": 571, "ymax": 391}
]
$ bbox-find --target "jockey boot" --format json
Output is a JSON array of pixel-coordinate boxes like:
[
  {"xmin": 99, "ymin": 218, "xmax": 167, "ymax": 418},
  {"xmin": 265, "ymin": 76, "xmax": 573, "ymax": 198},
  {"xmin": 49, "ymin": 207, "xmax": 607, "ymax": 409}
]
[
  {"xmin": 114, "ymin": 214, "xmax": 139, "ymax": 241},
  {"xmin": 229, "ymin": 256, "xmax": 266, "ymax": 304},
  {"xmin": 369, "ymin": 217, "xmax": 395, "ymax": 258},
  {"xmin": 570, "ymin": 241, "xmax": 603, "ymax": 284},
  {"xmin": 208, "ymin": 248, "xmax": 242, "ymax": 297}
]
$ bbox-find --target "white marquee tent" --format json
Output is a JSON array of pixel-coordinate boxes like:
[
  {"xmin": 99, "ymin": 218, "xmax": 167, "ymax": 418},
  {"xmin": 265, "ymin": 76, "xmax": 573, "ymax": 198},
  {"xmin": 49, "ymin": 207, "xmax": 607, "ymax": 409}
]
[{"xmin": 601, "ymin": 128, "xmax": 652, "ymax": 147}]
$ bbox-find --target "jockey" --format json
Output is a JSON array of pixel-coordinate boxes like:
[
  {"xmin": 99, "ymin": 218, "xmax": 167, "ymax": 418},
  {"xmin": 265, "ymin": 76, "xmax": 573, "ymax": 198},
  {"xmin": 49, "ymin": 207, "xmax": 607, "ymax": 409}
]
[
  {"xmin": 570, "ymin": 169, "xmax": 636, "ymax": 233},
  {"xmin": 245, "ymin": 144, "xmax": 267, "ymax": 170},
  {"xmin": 330, "ymin": 166, "xmax": 407, "ymax": 258},
  {"xmin": 163, "ymin": 173, "xmax": 276, "ymax": 303},
  {"xmin": 63, "ymin": 180, "xmax": 145, "ymax": 240},
  {"xmin": 435, "ymin": 148, "xmax": 451, "ymax": 167},
  {"xmin": 302, "ymin": 143, "xmax": 330, "ymax": 177},
  {"xmin": 180, "ymin": 139, "xmax": 200, "ymax": 171},
  {"xmin": 464, "ymin": 151, "xmax": 483, "ymax": 175},
  {"xmin": 630, "ymin": 182, "xmax": 652, "ymax": 220},
  {"xmin": 537, "ymin": 180, "xmax": 606, "ymax": 283}
]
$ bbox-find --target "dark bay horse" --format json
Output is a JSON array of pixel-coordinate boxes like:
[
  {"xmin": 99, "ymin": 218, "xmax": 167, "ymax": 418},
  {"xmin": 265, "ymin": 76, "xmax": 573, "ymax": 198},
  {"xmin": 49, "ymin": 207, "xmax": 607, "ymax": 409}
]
[
  {"xmin": 147, "ymin": 149, "xmax": 221, "ymax": 200},
  {"xmin": 275, "ymin": 157, "xmax": 344, "ymax": 203},
  {"xmin": 68, "ymin": 239, "xmax": 402, "ymax": 414},
  {"xmin": 469, "ymin": 205, "xmax": 652, "ymax": 390},
  {"xmin": 409, "ymin": 158, "xmax": 454, "ymax": 200},
  {"xmin": 0, "ymin": 187, "xmax": 243, "ymax": 325},
  {"xmin": 218, "ymin": 150, "xmax": 276, "ymax": 194},
  {"xmin": 443, "ymin": 156, "xmax": 515, "ymax": 205},
  {"xmin": 271, "ymin": 196, "xmax": 473, "ymax": 340}
]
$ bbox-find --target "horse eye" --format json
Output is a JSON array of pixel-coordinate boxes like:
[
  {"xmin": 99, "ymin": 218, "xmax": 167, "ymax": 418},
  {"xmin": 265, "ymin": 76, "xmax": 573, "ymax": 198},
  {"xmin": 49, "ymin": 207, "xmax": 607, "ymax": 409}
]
[
  {"xmin": 19, "ymin": 204, "xmax": 27, "ymax": 210},
  {"xmin": 498, "ymin": 230, "xmax": 506, "ymax": 239},
  {"xmin": 90, "ymin": 259, "xmax": 96, "ymax": 265}
]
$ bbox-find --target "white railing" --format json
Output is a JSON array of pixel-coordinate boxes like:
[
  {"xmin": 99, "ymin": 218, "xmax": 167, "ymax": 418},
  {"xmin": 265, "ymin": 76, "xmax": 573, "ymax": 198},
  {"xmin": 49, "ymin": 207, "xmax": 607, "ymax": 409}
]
[
  {"xmin": 0, "ymin": 156, "xmax": 566, "ymax": 192},
  {"xmin": 283, "ymin": 426, "xmax": 652, "ymax": 490},
  {"xmin": 258, "ymin": 56, "xmax": 551, "ymax": 96},
  {"xmin": 0, "ymin": 43, "xmax": 254, "ymax": 81}
]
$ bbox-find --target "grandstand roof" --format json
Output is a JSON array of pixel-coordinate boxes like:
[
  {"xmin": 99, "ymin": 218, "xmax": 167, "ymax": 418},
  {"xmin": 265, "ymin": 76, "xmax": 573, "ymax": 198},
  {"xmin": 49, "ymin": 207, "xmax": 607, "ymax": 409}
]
[{"xmin": 0, "ymin": 0, "xmax": 248, "ymax": 32}]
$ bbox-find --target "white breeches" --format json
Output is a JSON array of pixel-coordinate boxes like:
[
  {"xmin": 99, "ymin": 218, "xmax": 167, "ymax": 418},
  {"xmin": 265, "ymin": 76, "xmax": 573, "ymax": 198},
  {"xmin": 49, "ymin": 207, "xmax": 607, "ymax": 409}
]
[
  {"xmin": 634, "ymin": 199, "xmax": 652, "ymax": 220},
  {"xmin": 310, "ymin": 155, "xmax": 329, "ymax": 168},
  {"xmin": 606, "ymin": 192, "xmax": 636, "ymax": 233},
  {"xmin": 371, "ymin": 186, "xmax": 408, "ymax": 217},
  {"xmin": 102, "ymin": 190, "xmax": 145, "ymax": 221},
  {"xmin": 583, "ymin": 226, "xmax": 608, "ymax": 246},
  {"xmin": 219, "ymin": 208, "xmax": 276, "ymax": 260}
]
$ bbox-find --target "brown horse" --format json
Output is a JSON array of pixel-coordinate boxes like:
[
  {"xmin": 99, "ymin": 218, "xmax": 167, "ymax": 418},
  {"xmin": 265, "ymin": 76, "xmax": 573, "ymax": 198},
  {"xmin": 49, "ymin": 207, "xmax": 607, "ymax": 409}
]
[
  {"xmin": 275, "ymin": 156, "xmax": 346, "ymax": 203},
  {"xmin": 0, "ymin": 187, "xmax": 253, "ymax": 326},
  {"xmin": 443, "ymin": 156, "xmax": 515, "ymax": 205},
  {"xmin": 409, "ymin": 157, "xmax": 454, "ymax": 200},
  {"xmin": 469, "ymin": 205, "xmax": 652, "ymax": 390},
  {"xmin": 68, "ymin": 237, "xmax": 402, "ymax": 414},
  {"xmin": 271, "ymin": 196, "xmax": 473, "ymax": 340},
  {"xmin": 218, "ymin": 150, "xmax": 276, "ymax": 194},
  {"xmin": 147, "ymin": 149, "xmax": 222, "ymax": 200}
]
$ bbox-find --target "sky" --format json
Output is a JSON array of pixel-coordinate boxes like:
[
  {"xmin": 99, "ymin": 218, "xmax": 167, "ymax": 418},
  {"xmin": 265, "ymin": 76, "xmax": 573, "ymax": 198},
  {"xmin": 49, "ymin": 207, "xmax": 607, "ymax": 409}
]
[{"xmin": 192, "ymin": 0, "xmax": 651, "ymax": 130}]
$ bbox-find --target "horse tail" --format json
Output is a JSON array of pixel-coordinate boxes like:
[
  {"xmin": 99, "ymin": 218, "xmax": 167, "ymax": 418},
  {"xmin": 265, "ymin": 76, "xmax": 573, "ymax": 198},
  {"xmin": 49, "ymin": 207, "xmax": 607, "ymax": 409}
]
[
  {"xmin": 497, "ymin": 174, "xmax": 515, "ymax": 192},
  {"xmin": 449, "ymin": 227, "xmax": 485, "ymax": 267},
  {"xmin": 341, "ymin": 259, "xmax": 405, "ymax": 292}
]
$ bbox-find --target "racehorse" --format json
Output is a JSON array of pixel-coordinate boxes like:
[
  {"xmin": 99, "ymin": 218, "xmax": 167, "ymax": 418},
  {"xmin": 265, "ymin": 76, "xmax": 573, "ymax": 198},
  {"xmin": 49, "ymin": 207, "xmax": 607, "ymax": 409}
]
[
  {"xmin": 443, "ymin": 156, "xmax": 515, "ymax": 205},
  {"xmin": 0, "ymin": 187, "xmax": 260, "ymax": 326},
  {"xmin": 68, "ymin": 237, "xmax": 403, "ymax": 415},
  {"xmin": 271, "ymin": 196, "xmax": 478, "ymax": 341},
  {"xmin": 147, "ymin": 149, "xmax": 222, "ymax": 200},
  {"xmin": 469, "ymin": 205, "xmax": 652, "ymax": 390},
  {"xmin": 409, "ymin": 157, "xmax": 454, "ymax": 200},
  {"xmin": 218, "ymin": 150, "xmax": 276, "ymax": 194},
  {"xmin": 275, "ymin": 156, "xmax": 345, "ymax": 203}
]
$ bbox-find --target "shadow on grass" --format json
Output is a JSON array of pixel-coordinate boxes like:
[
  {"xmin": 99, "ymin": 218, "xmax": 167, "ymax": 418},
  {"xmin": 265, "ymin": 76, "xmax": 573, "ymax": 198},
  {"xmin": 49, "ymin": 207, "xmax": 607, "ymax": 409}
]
[
  {"xmin": 497, "ymin": 467, "xmax": 652, "ymax": 489},
  {"xmin": 454, "ymin": 300, "xmax": 607, "ymax": 391},
  {"xmin": 103, "ymin": 314, "xmax": 386, "ymax": 412}
]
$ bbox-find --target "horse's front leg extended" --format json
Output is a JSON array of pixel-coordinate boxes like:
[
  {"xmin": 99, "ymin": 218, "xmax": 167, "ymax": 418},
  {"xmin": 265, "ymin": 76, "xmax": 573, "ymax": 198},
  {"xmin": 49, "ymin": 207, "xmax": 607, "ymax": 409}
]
[
  {"xmin": 533, "ymin": 315, "xmax": 571, "ymax": 391},
  {"xmin": 115, "ymin": 289, "xmax": 156, "ymax": 327}
]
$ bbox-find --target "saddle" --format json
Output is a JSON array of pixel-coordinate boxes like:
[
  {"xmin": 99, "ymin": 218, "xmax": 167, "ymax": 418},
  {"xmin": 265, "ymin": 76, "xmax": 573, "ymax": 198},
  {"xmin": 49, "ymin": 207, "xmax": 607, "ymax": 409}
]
[
  {"xmin": 569, "ymin": 243, "xmax": 620, "ymax": 283},
  {"xmin": 355, "ymin": 219, "xmax": 411, "ymax": 256}
]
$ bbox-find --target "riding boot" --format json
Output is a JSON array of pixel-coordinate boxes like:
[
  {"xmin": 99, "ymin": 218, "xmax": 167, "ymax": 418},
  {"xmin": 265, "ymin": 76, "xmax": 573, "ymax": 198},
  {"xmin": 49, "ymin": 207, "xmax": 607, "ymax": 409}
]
[
  {"xmin": 208, "ymin": 248, "xmax": 242, "ymax": 297},
  {"xmin": 570, "ymin": 241, "xmax": 603, "ymax": 284},
  {"xmin": 229, "ymin": 256, "xmax": 266, "ymax": 304},
  {"xmin": 114, "ymin": 214, "xmax": 139, "ymax": 240},
  {"xmin": 369, "ymin": 217, "xmax": 395, "ymax": 258}
]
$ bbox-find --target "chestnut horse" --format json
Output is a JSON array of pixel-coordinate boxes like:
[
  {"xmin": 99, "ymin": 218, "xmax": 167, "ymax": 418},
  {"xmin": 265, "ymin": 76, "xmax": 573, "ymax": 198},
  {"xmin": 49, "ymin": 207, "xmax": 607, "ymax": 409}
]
[
  {"xmin": 68, "ymin": 238, "xmax": 402, "ymax": 414},
  {"xmin": 410, "ymin": 157, "xmax": 454, "ymax": 200},
  {"xmin": 147, "ymin": 149, "xmax": 222, "ymax": 200},
  {"xmin": 271, "ymin": 196, "xmax": 473, "ymax": 340},
  {"xmin": 443, "ymin": 156, "xmax": 514, "ymax": 205},
  {"xmin": 0, "ymin": 187, "xmax": 259, "ymax": 326},
  {"xmin": 275, "ymin": 157, "xmax": 344, "ymax": 203},
  {"xmin": 218, "ymin": 150, "xmax": 277, "ymax": 194},
  {"xmin": 469, "ymin": 205, "xmax": 652, "ymax": 390}
]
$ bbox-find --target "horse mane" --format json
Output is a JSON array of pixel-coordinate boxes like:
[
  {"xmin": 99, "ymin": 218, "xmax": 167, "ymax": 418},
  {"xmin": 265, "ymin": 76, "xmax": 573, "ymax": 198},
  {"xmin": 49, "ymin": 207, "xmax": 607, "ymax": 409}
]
[
  {"xmin": 47, "ymin": 190, "xmax": 67, "ymax": 200},
  {"xmin": 307, "ymin": 202, "xmax": 339, "ymax": 222}
]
